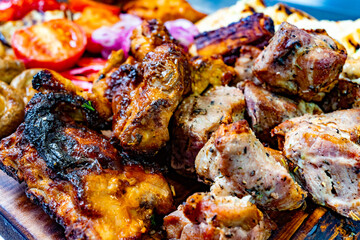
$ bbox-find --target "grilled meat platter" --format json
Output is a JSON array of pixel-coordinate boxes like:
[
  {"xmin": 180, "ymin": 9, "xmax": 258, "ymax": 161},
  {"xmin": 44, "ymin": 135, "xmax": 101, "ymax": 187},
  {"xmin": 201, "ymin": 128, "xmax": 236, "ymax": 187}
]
[{"xmin": 1, "ymin": 0, "xmax": 360, "ymax": 239}]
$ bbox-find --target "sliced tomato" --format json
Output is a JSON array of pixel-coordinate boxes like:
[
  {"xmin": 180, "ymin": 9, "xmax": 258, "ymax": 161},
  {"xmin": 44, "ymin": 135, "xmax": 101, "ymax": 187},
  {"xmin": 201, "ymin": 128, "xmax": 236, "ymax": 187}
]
[
  {"xmin": 69, "ymin": 0, "xmax": 120, "ymax": 15},
  {"xmin": 12, "ymin": 19, "xmax": 87, "ymax": 72},
  {"xmin": 75, "ymin": 7, "xmax": 120, "ymax": 53},
  {"xmin": 0, "ymin": 0, "xmax": 65, "ymax": 21}
]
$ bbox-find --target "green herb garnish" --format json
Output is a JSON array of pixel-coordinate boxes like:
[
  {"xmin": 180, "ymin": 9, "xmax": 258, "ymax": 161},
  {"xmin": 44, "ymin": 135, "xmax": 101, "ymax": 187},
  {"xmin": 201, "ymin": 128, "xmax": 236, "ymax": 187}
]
[
  {"xmin": 82, "ymin": 101, "xmax": 95, "ymax": 111},
  {"xmin": 295, "ymin": 63, "xmax": 303, "ymax": 70},
  {"xmin": 150, "ymin": 214, "xmax": 156, "ymax": 227}
]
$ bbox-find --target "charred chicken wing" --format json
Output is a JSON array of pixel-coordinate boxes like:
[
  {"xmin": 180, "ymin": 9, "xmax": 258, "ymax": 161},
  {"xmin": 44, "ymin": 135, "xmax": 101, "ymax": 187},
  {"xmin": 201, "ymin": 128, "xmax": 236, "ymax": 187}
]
[
  {"xmin": 253, "ymin": 22, "xmax": 347, "ymax": 102},
  {"xmin": 112, "ymin": 43, "xmax": 191, "ymax": 155},
  {"xmin": 196, "ymin": 120, "xmax": 307, "ymax": 211},
  {"xmin": 130, "ymin": 19, "xmax": 174, "ymax": 61},
  {"xmin": 164, "ymin": 193, "xmax": 274, "ymax": 240},
  {"xmin": 0, "ymin": 92, "xmax": 174, "ymax": 239},
  {"xmin": 32, "ymin": 69, "xmax": 112, "ymax": 121},
  {"xmin": 273, "ymin": 109, "xmax": 360, "ymax": 220}
]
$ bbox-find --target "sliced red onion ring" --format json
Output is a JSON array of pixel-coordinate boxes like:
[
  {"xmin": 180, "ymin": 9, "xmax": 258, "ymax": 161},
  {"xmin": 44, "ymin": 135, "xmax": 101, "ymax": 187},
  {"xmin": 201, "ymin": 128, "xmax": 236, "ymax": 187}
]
[
  {"xmin": 164, "ymin": 19, "xmax": 199, "ymax": 48},
  {"xmin": 91, "ymin": 14, "xmax": 142, "ymax": 59}
]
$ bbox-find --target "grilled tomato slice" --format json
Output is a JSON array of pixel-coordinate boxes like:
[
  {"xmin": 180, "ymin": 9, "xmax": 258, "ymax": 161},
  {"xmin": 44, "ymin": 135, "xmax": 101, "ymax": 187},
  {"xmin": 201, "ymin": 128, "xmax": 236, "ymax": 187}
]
[
  {"xmin": 68, "ymin": 0, "xmax": 120, "ymax": 15},
  {"xmin": 11, "ymin": 19, "xmax": 87, "ymax": 71}
]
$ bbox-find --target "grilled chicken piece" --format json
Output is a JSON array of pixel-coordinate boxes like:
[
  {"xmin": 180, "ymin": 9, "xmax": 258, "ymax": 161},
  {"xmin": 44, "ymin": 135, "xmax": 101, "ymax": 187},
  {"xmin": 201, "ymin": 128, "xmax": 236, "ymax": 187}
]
[
  {"xmin": 234, "ymin": 46, "xmax": 262, "ymax": 85},
  {"xmin": 113, "ymin": 43, "xmax": 191, "ymax": 155},
  {"xmin": 244, "ymin": 81, "xmax": 322, "ymax": 145},
  {"xmin": 273, "ymin": 109, "xmax": 360, "ymax": 220},
  {"xmin": 190, "ymin": 56, "xmax": 237, "ymax": 95},
  {"xmin": 123, "ymin": 0, "xmax": 206, "ymax": 23},
  {"xmin": 0, "ymin": 56, "xmax": 25, "ymax": 83},
  {"xmin": 164, "ymin": 193, "xmax": 274, "ymax": 240},
  {"xmin": 0, "ymin": 92, "xmax": 174, "ymax": 239},
  {"xmin": 194, "ymin": 13, "xmax": 274, "ymax": 59},
  {"xmin": 32, "ymin": 69, "xmax": 112, "ymax": 121},
  {"xmin": 171, "ymin": 86, "xmax": 245, "ymax": 176},
  {"xmin": 320, "ymin": 80, "xmax": 360, "ymax": 112},
  {"xmin": 94, "ymin": 60, "xmax": 142, "ymax": 106},
  {"xmin": 130, "ymin": 19, "xmax": 174, "ymax": 61},
  {"xmin": 196, "ymin": 120, "xmax": 306, "ymax": 211},
  {"xmin": 253, "ymin": 22, "xmax": 347, "ymax": 102},
  {"xmin": 92, "ymin": 49, "xmax": 126, "ymax": 105}
]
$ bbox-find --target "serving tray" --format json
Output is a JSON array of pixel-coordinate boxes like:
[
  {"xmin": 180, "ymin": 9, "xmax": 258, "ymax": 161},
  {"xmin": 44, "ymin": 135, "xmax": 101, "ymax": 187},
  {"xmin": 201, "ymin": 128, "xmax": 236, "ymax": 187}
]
[{"xmin": 0, "ymin": 170, "xmax": 359, "ymax": 240}]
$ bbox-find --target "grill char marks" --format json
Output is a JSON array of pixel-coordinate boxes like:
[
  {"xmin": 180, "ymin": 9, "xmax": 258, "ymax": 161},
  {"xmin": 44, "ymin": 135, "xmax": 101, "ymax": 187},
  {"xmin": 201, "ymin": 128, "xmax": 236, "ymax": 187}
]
[{"xmin": 194, "ymin": 13, "xmax": 274, "ymax": 61}]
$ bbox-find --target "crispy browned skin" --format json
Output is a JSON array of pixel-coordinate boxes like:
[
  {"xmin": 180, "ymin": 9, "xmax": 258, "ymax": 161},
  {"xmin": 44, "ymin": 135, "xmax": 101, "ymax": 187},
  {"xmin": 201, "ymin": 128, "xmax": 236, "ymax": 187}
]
[
  {"xmin": 171, "ymin": 86, "xmax": 245, "ymax": 176},
  {"xmin": 32, "ymin": 69, "xmax": 112, "ymax": 120},
  {"xmin": 0, "ymin": 93, "xmax": 174, "ymax": 239},
  {"xmin": 196, "ymin": 120, "xmax": 307, "ymax": 211},
  {"xmin": 92, "ymin": 50, "xmax": 126, "ymax": 106},
  {"xmin": 253, "ymin": 22, "xmax": 347, "ymax": 102},
  {"xmin": 113, "ymin": 43, "xmax": 191, "ymax": 155},
  {"xmin": 190, "ymin": 56, "xmax": 237, "ymax": 95},
  {"xmin": 130, "ymin": 19, "xmax": 174, "ymax": 61},
  {"xmin": 244, "ymin": 81, "xmax": 322, "ymax": 145},
  {"xmin": 164, "ymin": 193, "xmax": 274, "ymax": 240},
  {"xmin": 194, "ymin": 13, "xmax": 274, "ymax": 58},
  {"xmin": 320, "ymin": 80, "xmax": 360, "ymax": 112},
  {"xmin": 273, "ymin": 109, "xmax": 360, "ymax": 220},
  {"xmin": 234, "ymin": 46, "xmax": 262, "ymax": 85},
  {"xmin": 122, "ymin": 0, "xmax": 206, "ymax": 23}
]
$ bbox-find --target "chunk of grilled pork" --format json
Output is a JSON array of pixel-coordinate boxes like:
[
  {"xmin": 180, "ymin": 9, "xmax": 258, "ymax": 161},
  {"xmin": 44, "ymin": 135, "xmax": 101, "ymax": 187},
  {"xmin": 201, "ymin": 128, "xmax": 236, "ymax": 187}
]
[
  {"xmin": 196, "ymin": 120, "xmax": 307, "ymax": 211},
  {"xmin": 163, "ymin": 193, "xmax": 274, "ymax": 240},
  {"xmin": 171, "ymin": 86, "xmax": 245, "ymax": 176},
  {"xmin": 244, "ymin": 81, "xmax": 322, "ymax": 145},
  {"xmin": 253, "ymin": 22, "xmax": 347, "ymax": 102},
  {"xmin": 273, "ymin": 109, "xmax": 360, "ymax": 220}
]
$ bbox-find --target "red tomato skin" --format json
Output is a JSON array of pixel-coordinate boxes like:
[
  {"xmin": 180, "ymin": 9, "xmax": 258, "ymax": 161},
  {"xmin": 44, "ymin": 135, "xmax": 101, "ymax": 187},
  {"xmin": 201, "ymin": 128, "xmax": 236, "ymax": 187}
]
[
  {"xmin": 86, "ymin": 36, "xmax": 103, "ymax": 53},
  {"xmin": 0, "ymin": 0, "xmax": 64, "ymax": 21},
  {"xmin": 69, "ymin": 0, "xmax": 120, "ymax": 15},
  {"xmin": 12, "ymin": 19, "xmax": 87, "ymax": 72},
  {"xmin": 13, "ymin": 47, "xmax": 85, "ymax": 71}
]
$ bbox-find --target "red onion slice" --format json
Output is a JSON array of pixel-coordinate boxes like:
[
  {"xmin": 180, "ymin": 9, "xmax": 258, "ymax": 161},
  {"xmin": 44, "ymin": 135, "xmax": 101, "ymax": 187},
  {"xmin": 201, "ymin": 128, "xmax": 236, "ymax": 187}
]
[
  {"xmin": 164, "ymin": 19, "xmax": 199, "ymax": 48},
  {"xmin": 91, "ymin": 14, "xmax": 142, "ymax": 58}
]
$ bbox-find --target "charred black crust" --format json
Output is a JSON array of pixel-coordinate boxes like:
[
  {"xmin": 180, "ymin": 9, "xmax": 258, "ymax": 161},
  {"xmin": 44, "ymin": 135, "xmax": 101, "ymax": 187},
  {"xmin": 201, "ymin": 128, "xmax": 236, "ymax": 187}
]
[
  {"xmin": 0, "ymin": 161, "xmax": 21, "ymax": 183},
  {"xmin": 106, "ymin": 64, "xmax": 143, "ymax": 102},
  {"xmin": 25, "ymin": 189, "xmax": 67, "ymax": 227},
  {"xmin": 23, "ymin": 92, "xmax": 107, "ymax": 175}
]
